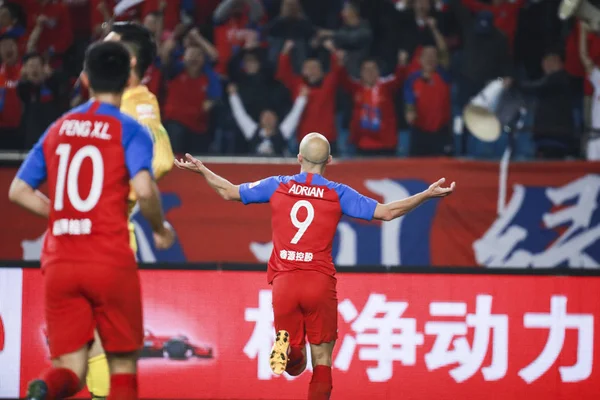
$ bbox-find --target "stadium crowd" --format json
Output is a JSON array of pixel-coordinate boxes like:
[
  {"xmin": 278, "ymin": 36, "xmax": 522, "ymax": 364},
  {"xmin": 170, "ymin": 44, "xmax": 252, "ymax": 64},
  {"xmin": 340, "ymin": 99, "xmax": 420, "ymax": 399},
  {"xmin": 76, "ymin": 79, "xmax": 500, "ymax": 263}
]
[{"xmin": 0, "ymin": 0, "xmax": 596, "ymax": 159}]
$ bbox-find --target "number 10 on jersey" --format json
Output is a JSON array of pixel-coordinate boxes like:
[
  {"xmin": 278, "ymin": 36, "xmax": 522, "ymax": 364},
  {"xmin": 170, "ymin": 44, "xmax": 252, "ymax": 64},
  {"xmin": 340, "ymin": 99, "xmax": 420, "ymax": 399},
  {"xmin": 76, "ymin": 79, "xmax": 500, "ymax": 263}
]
[{"xmin": 55, "ymin": 144, "xmax": 104, "ymax": 212}]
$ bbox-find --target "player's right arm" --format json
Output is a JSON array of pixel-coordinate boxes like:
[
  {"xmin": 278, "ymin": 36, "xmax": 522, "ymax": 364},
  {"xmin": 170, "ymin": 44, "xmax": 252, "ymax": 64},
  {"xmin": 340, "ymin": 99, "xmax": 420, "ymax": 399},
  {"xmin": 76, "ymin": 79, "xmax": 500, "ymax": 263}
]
[
  {"xmin": 8, "ymin": 132, "xmax": 51, "ymax": 218},
  {"xmin": 174, "ymin": 153, "xmax": 242, "ymax": 201},
  {"xmin": 125, "ymin": 120, "xmax": 174, "ymax": 249}
]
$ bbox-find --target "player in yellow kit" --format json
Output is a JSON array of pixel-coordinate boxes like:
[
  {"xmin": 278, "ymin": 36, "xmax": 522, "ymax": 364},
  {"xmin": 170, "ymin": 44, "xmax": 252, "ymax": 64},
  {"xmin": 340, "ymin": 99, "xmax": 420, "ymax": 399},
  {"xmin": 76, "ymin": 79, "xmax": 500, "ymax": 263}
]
[{"xmin": 85, "ymin": 22, "xmax": 174, "ymax": 399}]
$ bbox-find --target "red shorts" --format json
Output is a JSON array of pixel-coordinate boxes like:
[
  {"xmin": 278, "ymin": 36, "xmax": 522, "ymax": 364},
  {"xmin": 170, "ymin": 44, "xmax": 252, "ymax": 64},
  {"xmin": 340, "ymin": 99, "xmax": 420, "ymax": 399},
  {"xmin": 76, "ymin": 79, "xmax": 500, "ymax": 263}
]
[
  {"xmin": 271, "ymin": 270, "xmax": 338, "ymax": 347},
  {"xmin": 43, "ymin": 263, "xmax": 143, "ymax": 358}
]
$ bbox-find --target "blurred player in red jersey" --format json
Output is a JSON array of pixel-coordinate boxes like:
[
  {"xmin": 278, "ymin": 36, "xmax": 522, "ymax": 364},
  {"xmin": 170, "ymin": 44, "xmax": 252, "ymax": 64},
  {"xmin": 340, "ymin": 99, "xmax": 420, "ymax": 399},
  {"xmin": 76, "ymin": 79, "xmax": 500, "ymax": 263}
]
[
  {"xmin": 9, "ymin": 41, "xmax": 175, "ymax": 400},
  {"xmin": 175, "ymin": 133, "xmax": 455, "ymax": 400}
]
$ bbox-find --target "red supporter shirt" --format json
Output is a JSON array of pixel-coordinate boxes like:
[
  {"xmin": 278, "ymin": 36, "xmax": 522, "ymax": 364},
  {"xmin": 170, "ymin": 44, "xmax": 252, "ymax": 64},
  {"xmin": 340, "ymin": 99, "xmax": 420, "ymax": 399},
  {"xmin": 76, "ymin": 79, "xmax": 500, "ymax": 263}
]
[
  {"xmin": 14, "ymin": 100, "xmax": 154, "ymax": 268},
  {"xmin": 141, "ymin": 0, "xmax": 180, "ymax": 31},
  {"xmin": 213, "ymin": 14, "xmax": 250, "ymax": 76},
  {"xmin": 0, "ymin": 63, "xmax": 23, "ymax": 129},
  {"xmin": 164, "ymin": 70, "xmax": 210, "ymax": 133},
  {"xmin": 276, "ymin": 53, "xmax": 340, "ymax": 142},
  {"xmin": 27, "ymin": 0, "xmax": 74, "ymax": 55},
  {"xmin": 404, "ymin": 68, "xmax": 451, "ymax": 132},
  {"xmin": 462, "ymin": 0, "xmax": 524, "ymax": 47},
  {"xmin": 340, "ymin": 66, "xmax": 406, "ymax": 150},
  {"xmin": 239, "ymin": 172, "xmax": 377, "ymax": 283}
]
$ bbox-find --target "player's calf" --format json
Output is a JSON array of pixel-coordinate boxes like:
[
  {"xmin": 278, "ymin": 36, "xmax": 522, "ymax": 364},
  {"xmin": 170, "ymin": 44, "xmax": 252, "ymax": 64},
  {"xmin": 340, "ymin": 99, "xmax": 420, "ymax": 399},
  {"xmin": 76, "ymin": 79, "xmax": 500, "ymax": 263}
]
[
  {"xmin": 308, "ymin": 341, "xmax": 335, "ymax": 400},
  {"xmin": 27, "ymin": 347, "xmax": 89, "ymax": 400},
  {"xmin": 286, "ymin": 346, "xmax": 307, "ymax": 376},
  {"xmin": 105, "ymin": 351, "xmax": 139, "ymax": 400}
]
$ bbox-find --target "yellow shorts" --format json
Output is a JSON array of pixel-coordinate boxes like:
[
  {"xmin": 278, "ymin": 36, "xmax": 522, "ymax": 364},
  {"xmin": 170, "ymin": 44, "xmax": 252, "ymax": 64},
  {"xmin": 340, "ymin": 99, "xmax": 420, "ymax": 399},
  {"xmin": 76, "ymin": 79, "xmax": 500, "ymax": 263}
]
[{"xmin": 128, "ymin": 221, "xmax": 137, "ymax": 254}]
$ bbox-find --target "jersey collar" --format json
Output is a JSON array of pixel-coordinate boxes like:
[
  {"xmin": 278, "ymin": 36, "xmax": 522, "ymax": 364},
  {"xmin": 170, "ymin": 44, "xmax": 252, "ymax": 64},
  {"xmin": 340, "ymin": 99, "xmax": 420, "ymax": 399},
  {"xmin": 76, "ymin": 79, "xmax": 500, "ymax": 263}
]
[{"xmin": 123, "ymin": 84, "xmax": 150, "ymax": 101}]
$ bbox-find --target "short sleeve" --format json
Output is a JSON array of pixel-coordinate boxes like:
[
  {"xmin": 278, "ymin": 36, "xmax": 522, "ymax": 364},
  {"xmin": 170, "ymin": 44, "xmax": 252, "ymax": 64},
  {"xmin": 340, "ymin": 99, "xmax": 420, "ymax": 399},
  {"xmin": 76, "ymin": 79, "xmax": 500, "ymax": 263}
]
[
  {"xmin": 16, "ymin": 129, "xmax": 49, "ymax": 189},
  {"xmin": 239, "ymin": 176, "xmax": 281, "ymax": 205},
  {"xmin": 122, "ymin": 119, "xmax": 154, "ymax": 179},
  {"xmin": 590, "ymin": 68, "xmax": 600, "ymax": 90},
  {"xmin": 337, "ymin": 184, "xmax": 377, "ymax": 221}
]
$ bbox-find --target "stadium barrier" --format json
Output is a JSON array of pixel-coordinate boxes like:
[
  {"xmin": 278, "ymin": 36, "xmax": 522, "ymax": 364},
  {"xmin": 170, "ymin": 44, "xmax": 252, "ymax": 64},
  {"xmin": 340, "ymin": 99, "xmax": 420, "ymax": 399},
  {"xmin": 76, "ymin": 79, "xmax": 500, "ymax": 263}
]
[
  {"xmin": 1, "ymin": 157, "xmax": 599, "ymax": 267},
  {"xmin": 1, "ymin": 264, "xmax": 599, "ymax": 400}
]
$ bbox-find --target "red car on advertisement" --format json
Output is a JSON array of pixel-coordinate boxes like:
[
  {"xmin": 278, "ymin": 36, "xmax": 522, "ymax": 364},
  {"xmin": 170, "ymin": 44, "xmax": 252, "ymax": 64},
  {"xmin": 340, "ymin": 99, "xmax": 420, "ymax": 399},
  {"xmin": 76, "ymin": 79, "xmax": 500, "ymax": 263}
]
[
  {"xmin": 41, "ymin": 327, "xmax": 213, "ymax": 361},
  {"xmin": 141, "ymin": 329, "xmax": 213, "ymax": 360}
]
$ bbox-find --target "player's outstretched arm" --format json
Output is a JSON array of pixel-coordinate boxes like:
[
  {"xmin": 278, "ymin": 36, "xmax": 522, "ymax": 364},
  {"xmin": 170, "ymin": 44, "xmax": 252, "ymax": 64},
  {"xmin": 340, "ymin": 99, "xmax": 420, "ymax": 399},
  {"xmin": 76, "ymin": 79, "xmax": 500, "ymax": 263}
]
[
  {"xmin": 373, "ymin": 178, "xmax": 455, "ymax": 221},
  {"xmin": 174, "ymin": 153, "xmax": 241, "ymax": 201},
  {"xmin": 131, "ymin": 170, "xmax": 175, "ymax": 249},
  {"xmin": 8, "ymin": 178, "xmax": 50, "ymax": 218}
]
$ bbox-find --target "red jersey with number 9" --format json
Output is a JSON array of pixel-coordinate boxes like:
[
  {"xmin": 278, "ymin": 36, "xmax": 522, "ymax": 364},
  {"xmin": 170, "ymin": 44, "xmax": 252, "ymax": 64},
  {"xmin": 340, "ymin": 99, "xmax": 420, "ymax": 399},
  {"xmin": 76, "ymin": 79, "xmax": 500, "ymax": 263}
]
[
  {"xmin": 239, "ymin": 172, "xmax": 378, "ymax": 283},
  {"xmin": 16, "ymin": 100, "xmax": 154, "ymax": 268}
]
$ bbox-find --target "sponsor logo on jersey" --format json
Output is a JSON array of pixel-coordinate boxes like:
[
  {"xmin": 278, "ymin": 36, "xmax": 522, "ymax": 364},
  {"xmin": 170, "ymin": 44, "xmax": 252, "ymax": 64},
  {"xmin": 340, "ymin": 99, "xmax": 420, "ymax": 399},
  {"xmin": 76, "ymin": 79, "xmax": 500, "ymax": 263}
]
[{"xmin": 136, "ymin": 104, "xmax": 157, "ymax": 120}]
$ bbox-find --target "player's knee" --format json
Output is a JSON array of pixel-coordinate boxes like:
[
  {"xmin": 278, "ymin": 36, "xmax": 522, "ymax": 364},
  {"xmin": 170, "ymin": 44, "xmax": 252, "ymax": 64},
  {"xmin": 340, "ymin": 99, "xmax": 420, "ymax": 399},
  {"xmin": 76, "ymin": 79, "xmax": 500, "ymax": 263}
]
[
  {"xmin": 310, "ymin": 341, "xmax": 334, "ymax": 367},
  {"xmin": 311, "ymin": 352, "xmax": 332, "ymax": 367},
  {"xmin": 51, "ymin": 348, "xmax": 89, "ymax": 388},
  {"xmin": 106, "ymin": 351, "xmax": 139, "ymax": 374}
]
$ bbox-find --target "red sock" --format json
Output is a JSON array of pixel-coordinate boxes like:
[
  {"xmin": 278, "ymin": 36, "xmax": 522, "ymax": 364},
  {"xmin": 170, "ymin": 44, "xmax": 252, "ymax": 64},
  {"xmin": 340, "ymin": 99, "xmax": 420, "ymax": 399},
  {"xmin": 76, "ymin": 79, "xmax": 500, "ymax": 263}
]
[
  {"xmin": 286, "ymin": 346, "xmax": 306, "ymax": 376},
  {"xmin": 41, "ymin": 367, "xmax": 80, "ymax": 400},
  {"xmin": 108, "ymin": 374, "xmax": 138, "ymax": 400},
  {"xmin": 308, "ymin": 365, "xmax": 332, "ymax": 400}
]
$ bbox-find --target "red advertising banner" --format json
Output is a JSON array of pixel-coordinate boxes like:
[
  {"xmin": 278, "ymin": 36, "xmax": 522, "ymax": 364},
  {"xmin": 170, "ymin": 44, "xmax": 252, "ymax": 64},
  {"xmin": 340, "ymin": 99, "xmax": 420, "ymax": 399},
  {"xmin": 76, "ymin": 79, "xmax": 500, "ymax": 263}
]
[
  {"xmin": 2, "ymin": 268, "xmax": 599, "ymax": 399},
  {"xmin": 1, "ymin": 159, "xmax": 599, "ymax": 267}
]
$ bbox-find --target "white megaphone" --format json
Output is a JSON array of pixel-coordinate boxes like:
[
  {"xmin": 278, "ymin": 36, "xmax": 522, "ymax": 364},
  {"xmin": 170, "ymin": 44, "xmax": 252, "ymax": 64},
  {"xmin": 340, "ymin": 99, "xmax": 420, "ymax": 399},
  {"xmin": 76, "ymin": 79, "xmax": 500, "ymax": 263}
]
[
  {"xmin": 558, "ymin": 0, "xmax": 600, "ymax": 31},
  {"xmin": 462, "ymin": 79, "xmax": 506, "ymax": 142}
]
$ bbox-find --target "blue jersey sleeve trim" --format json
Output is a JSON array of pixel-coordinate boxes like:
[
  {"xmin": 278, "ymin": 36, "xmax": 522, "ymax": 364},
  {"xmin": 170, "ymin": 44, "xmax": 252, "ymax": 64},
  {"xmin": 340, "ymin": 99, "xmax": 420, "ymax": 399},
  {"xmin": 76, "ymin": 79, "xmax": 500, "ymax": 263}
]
[
  {"xmin": 16, "ymin": 128, "xmax": 50, "ymax": 189},
  {"xmin": 239, "ymin": 176, "xmax": 282, "ymax": 204},
  {"xmin": 121, "ymin": 117, "xmax": 154, "ymax": 179},
  {"xmin": 312, "ymin": 175, "xmax": 377, "ymax": 221},
  {"xmin": 334, "ymin": 183, "xmax": 378, "ymax": 221}
]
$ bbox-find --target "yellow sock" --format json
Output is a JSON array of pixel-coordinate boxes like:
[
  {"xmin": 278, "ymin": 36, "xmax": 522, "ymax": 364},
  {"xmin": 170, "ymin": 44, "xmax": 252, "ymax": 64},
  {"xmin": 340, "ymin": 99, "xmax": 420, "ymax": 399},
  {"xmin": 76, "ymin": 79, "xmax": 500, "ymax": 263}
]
[{"xmin": 87, "ymin": 354, "xmax": 110, "ymax": 398}]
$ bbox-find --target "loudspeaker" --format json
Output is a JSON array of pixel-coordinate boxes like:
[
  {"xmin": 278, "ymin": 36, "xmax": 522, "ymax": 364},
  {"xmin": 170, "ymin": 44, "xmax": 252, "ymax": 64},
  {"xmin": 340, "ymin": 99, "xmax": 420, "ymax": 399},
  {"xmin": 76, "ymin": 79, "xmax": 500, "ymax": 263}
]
[
  {"xmin": 559, "ymin": 0, "xmax": 600, "ymax": 31},
  {"xmin": 463, "ymin": 79, "xmax": 526, "ymax": 142}
]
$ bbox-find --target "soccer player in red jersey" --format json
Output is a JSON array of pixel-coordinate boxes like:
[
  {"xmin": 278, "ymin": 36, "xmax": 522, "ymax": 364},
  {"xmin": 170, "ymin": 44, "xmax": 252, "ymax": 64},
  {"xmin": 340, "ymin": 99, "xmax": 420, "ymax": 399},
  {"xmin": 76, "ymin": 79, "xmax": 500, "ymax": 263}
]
[
  {"xmin": 175, "ymin": 132, "xmax": 455, "ymax": 400},
  {"xmin": 9, "ymin": 41, "xmax": 175, "ymax": 400}
]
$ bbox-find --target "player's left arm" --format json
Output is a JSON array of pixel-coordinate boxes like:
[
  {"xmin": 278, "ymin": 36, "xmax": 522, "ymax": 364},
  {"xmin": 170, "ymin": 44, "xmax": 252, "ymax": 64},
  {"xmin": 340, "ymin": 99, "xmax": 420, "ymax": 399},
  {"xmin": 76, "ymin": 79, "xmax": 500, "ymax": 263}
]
[
  {"xmin": 338, "ymin": 178, "xmax": 455, "ymax": 222},
  {"xmin": 373, "ymin": 178, "xmax": 456, "ymax": 221},
  {"xmin": 8, "ymin": 134, "xmax": 51, "ymax": 218},
  {"xmin": 174, "ymin": 153, "xmax": 241, "ymax": 201}
]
